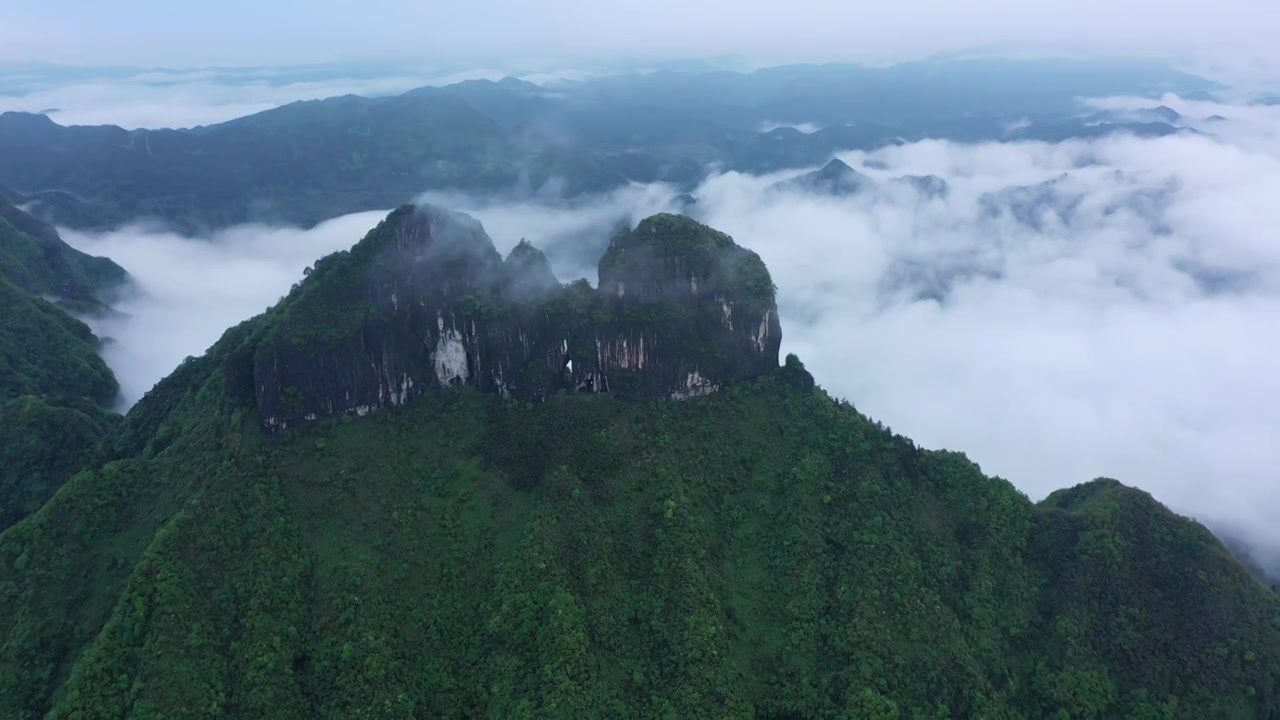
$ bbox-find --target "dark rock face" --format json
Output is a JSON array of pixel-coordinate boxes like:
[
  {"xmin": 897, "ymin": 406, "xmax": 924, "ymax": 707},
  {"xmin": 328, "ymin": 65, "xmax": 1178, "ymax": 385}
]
[{"xmin": 252, "ymin": 207, "xmax": 781, "ymax": 432}]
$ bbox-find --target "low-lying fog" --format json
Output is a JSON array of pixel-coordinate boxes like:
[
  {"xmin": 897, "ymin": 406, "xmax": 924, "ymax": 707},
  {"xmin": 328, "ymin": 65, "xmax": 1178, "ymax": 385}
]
[{"xmin": 63, "ymin": 94, "xmax": 1280, "ymax": 563}]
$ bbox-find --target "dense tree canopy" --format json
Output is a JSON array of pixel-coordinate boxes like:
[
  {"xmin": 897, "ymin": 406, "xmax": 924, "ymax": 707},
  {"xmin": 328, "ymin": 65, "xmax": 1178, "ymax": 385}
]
[{"xmin": 0, "ymin": 208, "xmax": 1274, "ymax": 718}]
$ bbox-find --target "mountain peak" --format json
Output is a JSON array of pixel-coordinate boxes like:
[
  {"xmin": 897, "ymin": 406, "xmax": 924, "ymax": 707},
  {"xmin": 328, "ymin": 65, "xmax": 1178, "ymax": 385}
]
[
  {"xmin": 502, "ymin": 238, "xmax": 560, "ymax": 300},
  {"xmin": 0, "ymin": 111, "xmax": 63, "ymax": 144},
  {"xmin": 251, "ymin": 206, "xmax": 781, "ymax": 431},
  {"xmin": 820, "ymin": 157, "xmax": 854, "ymax": 175},
  {"xmin": 773, "ymin": 157, "xmax": 874, "ymax": 197},
  {"xmin": 599, "ymin": 213, "xmax": 776, "ymax": 307}
]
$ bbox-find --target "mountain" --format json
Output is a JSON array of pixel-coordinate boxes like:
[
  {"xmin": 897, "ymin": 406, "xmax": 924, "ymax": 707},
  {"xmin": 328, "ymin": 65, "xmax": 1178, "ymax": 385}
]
[
  {"xmin": 1006, "ymin": 119, "xmax": 1187, "ymax": 143},
  {"xmin": 0, "ymin": 277, "xmax": 117, "ymax": 406},
  {"xmin": 572, "ymin": 58, "xmax": 1217, "ymax": 127},
  {"xmin": 772, "ymin": 160, "xmax": 951, "ymax": 202},
  {"xmin": 0, "ymin": 94, "xmax": 622, "ymax": 232},
  {"xmin": 0, "ymin": 193, "xmax": 126, "ymax": 313},
  {"xmin": 772, "ymin": 158, "xmax": 875, "ymax": 197},
  {"xmin": 0, "ymin": 200, "xmax": 125, "ymax": 531},
  {"xmin": 249, "ymin": 208, "xmax": 779, "ymax": 431},
  {"xmin": 0, "ymin": 58, "xmax": 1220, "ymax": 232},
  {"xmin": 980, "ymin": 173, "xmax": 1084, "ymax": 231},
  {"xmin": 0, "ymin": 198, "xmax": 122, "ymax": 402},
  {"xmin": 0, "ymin": 205, "xmax": 1275, "ymax": 719},
  {"xmin": 0, "ymin": 395, "xmax": 120, "ymax": 531}
]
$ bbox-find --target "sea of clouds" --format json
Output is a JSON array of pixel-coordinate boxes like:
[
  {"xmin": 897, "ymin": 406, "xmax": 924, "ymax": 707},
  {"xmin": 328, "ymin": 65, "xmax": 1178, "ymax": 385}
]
[{"xmin": 61, "ymin": 93, "xmax": 1280, "ymax": 560}]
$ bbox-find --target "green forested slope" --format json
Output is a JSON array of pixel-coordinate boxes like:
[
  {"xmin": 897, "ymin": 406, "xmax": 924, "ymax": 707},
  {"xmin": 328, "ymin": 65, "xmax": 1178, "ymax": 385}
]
[
  {"xmin": 0, "ymin": 199, "xmax": 124, "ymax": 529},
  {"xmin": 0, "ymin": 396, "xmax": 120, "ymax": 531},
  {"xmin": 1, "ymin": 353, "xmax": 1275, "ymax": 719},
  {"xmin": 0, "ymin": 198, "xmax": 126, "ymax": 313},
  {"xmin": 0, "ymin": 208, "xmax": 1275, "ymax": 720},
  {"xmin": 0, "ymin": 197, "xmax": 123, "ymax": 402},
  {"xmin": 0, "ymin": 277, "xmax": 118, "ymax": 406}
]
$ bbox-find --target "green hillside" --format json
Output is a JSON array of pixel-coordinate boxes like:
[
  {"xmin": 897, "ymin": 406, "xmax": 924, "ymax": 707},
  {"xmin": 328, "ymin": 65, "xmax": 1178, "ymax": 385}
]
[
  {"xmin": 0, "ymin": 208, "xmax": 1275, "ymax": 719},
  {"xmin": 0, "ymin": 200, "xmax": 121, "ymax": 404},
  {"xmin": 0, "ymin": 277, "xmax": 118, "ymax": 406},
  {"xmin": 0, "ymin": 197, "xmax": 126, "ymax": 313},
  {"xmin": 0, "ymin": 199, "xmax": 124, "ymax": 529},
  {"xmin": 0, "ymin": 396, "xmax": 120, "ymax": 531}
]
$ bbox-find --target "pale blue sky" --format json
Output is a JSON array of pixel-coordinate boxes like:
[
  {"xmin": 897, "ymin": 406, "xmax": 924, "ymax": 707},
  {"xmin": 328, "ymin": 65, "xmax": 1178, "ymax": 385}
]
[{"xmin": 4, "ymin": 0, "xmax": 1278, "ymax": 76}]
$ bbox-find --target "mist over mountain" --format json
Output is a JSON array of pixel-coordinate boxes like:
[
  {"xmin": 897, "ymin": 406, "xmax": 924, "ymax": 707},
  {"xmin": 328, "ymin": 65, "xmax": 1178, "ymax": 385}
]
[
  {"xmin": 1, "ymin": 46, "xmax": 1278, "ymax": 718},
  {"xmin": 52, "ymin": 91, "xmax": 1280, "ymax": 566},
  {"xmin": 0, "ymin": 200, "xmax": 126, "ymax": 530},
  {"xmin": 4, "ymin": 202, "xmax": 1278, "ymax": 718}
]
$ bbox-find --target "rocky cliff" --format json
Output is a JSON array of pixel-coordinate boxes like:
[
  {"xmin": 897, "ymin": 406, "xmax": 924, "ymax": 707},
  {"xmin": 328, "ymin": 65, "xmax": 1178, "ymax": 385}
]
[{"xmin": 251, "ymin": 206, "xmax": 781, "ymax": 431}]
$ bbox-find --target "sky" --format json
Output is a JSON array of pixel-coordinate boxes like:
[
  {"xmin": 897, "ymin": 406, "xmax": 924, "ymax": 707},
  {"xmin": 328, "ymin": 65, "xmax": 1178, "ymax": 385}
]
[
  {"xmin": 59, "ymin": 92, "xmax": 1280, "ymax": 561},
  {"xmin": 3, "ymin": 0, "xmax": 1280, "ymax": 80}
]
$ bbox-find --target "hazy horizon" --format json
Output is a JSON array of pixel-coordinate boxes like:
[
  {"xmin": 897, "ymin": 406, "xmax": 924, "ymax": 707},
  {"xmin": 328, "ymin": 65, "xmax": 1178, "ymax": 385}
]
[{"xmin": 6, "ymin": 0, "xmax": 1280, "ymax": 76}]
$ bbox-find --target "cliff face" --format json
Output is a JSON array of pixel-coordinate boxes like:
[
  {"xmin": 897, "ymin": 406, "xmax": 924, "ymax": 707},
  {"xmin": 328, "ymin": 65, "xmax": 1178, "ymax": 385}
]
[{"xmin": 251, "ymin": 206, "xmax": 781, "ymax": 431}]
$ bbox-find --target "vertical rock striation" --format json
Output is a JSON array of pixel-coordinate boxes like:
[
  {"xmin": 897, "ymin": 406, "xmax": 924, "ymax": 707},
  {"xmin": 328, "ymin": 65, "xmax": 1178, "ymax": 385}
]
[{"xmin": 251, "ymin": 206, "xmax": 781, "ymax": 431}]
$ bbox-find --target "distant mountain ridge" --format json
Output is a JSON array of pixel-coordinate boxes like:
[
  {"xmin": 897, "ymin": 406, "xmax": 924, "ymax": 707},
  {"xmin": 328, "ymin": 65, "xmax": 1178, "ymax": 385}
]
[
  {"xmin": 0, "ymin": 198, "xmax": 125, "ymax": 531},
  {"xmin": 0, "ymin": 57, "xmax": 1217, "ymax": 232},
  {"xmin": 768, "ymin": 158, "xmax": 952, "ymax": 201}
]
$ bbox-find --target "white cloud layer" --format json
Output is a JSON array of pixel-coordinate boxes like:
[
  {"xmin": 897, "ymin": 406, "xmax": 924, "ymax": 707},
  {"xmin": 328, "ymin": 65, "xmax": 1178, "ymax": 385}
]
[
  {"xmin": 60, "ymin": 98, "xmax": 1280, "ymax": 560},
  {"xmin": 678, "ymin": 131, "xmax": 1280, "ymax": 553},
  {"xmin": 62, "ymin": 211, "xmax": 388, "ymax": 404}
]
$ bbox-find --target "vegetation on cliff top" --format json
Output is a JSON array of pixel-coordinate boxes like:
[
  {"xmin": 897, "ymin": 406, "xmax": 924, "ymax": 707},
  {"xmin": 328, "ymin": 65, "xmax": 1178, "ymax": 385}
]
[
  {"xmin": 263, "ymin": 205, "xmax": 777, "ymax": 350},
  {"xmin": 599, "ymin": 212, "xmax": 777, "ymax": 309},
  {"xmin": 0, "ymin": 206, "xmax": 1275, "ymax": 718}
]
